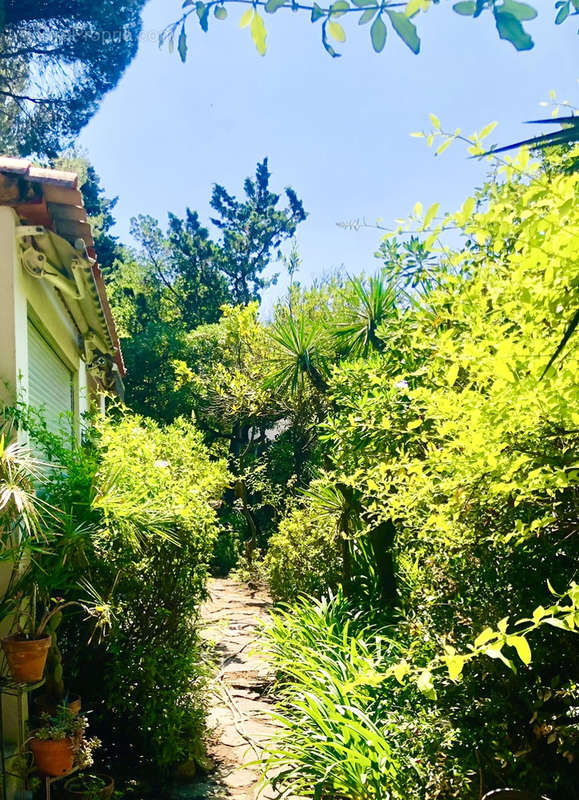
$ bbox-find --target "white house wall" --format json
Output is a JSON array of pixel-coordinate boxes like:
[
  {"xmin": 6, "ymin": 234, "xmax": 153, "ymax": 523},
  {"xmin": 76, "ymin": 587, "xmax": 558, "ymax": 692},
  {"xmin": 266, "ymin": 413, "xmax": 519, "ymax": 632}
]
[{"xmin": 0, "ymin": 207, "xmax": 20, "ymax": 410}]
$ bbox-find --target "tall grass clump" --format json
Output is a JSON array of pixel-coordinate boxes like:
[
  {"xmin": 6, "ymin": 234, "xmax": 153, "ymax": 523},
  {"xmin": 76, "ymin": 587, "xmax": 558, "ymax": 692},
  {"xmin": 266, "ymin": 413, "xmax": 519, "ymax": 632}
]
[{"xmin": 260, "ymin": 594, "xmax": 471, "ymax": 800}]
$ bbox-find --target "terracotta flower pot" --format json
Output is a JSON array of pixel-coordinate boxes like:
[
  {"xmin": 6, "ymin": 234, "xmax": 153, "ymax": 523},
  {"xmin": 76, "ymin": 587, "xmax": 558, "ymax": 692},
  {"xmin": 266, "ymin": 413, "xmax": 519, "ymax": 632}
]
[
  {"xmin": 482, "ymin": 791, "xmax": 551, "ymax": 800},
  {"xmin": 64, "ymin": 773, "xmax": 115, "ymax": 800},
  {"xmin": 29, "ymin": 737, "xmax": 75, "ymax": 776},
  {"xmin": 34, "ymin": 693, "xmax": 82, "ymax": 717},
  {"xmin": 1, "ymin": 634, "xmax": 51, "ymax": 683}
]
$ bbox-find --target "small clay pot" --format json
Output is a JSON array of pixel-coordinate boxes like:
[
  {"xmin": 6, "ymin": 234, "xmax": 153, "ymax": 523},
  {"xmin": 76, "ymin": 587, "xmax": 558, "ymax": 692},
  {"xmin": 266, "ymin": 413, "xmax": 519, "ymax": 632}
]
[
  {"xmin": 29, "ymin": 736, "xmax": 75, "ymax": 776},
  {"xmin": 64, "ymin": 772, "xmax": 115, "ymax": 800},
  {"xmin": 34, "ymin": 694, "xmax": 82, "ymax": 717},
  {"xmin": 482, "ymin": 791, "xmax": 551, "ymax": 800},
  {"xmin": 1, "ymin": 634, "xmax": 51, "ymax": 683}
]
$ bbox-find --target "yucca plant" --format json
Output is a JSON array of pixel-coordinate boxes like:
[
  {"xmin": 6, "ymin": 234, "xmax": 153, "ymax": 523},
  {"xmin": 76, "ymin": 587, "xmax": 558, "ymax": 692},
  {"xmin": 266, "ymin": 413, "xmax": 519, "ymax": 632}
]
[
  {"xmin": 301, "ymin": 480, "xmax": 358, "ymax": 594},
  {"xmin": 266, "ymin": 315, "xmax": 329, "ymax": 394},
  {"xmin": 334, "ymin": 275, "xmax": 397, "ymax": 358}
]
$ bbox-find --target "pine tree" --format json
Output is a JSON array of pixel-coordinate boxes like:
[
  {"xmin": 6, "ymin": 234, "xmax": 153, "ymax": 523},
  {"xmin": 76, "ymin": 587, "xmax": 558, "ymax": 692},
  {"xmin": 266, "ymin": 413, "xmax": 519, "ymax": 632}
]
[{"xmin": 0, "ymin": 0, "xmax": 147, "ymax": 156}]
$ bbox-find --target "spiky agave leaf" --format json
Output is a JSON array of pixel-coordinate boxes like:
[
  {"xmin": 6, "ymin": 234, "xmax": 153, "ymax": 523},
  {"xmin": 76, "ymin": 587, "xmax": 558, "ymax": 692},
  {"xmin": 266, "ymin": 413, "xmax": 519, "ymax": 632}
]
[{"xmin": 482, "ymin": 116, "xmax": 579, "ymax": 171}]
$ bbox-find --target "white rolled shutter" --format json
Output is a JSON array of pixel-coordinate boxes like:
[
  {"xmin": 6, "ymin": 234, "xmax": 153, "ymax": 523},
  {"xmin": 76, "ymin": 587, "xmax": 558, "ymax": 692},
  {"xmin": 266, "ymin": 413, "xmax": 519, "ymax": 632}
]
[{"xmin": 27, "ymin": 321, "xmax": 74, "ymax": 436}]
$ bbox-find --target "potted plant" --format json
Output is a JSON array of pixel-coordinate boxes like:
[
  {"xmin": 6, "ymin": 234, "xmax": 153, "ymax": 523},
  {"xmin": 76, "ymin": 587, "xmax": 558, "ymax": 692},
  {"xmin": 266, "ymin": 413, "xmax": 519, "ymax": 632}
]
[
  {"xmin": 0, "ymin": 435, "xmax": 52, "ymax": 682},
  {"xmin": 1, "ymin": 596, "xmax": 103, "ymax": 684},
  {"xmin": 1, "ymin": 625, "xmax": 51, "ymax": 684},
  {"xmin": 64, "ymin": 772, "xmax": 115, "ymax": 800},
  {"xmin": 0, "ymin": 431, "xmax": 113, "ymax": 683},
  {"xmin": 28, "ymin": 706, "xmax": 100, "ymax": 777},
  {"xmin": 34, "ymin": 689, "xmax": 82, "ymax": 718}
]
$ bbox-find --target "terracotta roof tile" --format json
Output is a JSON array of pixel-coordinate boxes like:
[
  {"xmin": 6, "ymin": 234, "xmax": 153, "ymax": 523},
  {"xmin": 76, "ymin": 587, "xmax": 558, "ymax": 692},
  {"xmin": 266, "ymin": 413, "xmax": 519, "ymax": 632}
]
[
  {"xmin": 0, "ymin": 157, "xmax": 78, "ymax": 188},
  {"xmin": 0, "ymin": 156, "xmax": 30, "ymax": 174},
  {"xmin": 42, "ymin": 184, "xmax": 84, "ymax": 207},
  {"xmin": 28, "ymin": 165, "xmax": 77, "ymax": 188},
  {"xmin": 46, "ymin": 202, "xmax": 88, "ymax": 224}
]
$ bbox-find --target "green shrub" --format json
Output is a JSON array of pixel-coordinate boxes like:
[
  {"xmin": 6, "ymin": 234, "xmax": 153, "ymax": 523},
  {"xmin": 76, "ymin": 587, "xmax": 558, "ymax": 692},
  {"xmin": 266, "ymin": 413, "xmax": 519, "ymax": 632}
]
[
  {"xmin": 211, "ymin": 523, "xmax": 241, "ymax": 575},
  {"xmin": 15, "ymin": 409, "xmax": 229, "ymax": 775},
  {"xmin": 317, "ymin": 146, "xmax": 579, "ymax": 796},
  {"xmin": 260, "ymin": 145, "xmax": 579, "ymax": 800},
  {"xmin": 265, "ymin": 504, "xmax": 341, "ymax": 602},
  {"xmin": 83, "ymin": 414, "xmax": 227, "ymax": 771}
]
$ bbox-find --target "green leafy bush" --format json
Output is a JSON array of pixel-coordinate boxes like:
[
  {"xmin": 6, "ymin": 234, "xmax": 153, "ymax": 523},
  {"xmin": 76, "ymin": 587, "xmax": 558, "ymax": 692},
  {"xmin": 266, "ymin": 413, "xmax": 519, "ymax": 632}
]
[
  {"xmin": 79, "ymin": 414, "xmax": 227, "ymax": 771},
  {"xmin": 211, "ymin": 523, "xmax": 241, "ymax": 576},
  {"xmin": 14, "ymin": 409, "xmax": 228, "ymax": 777},
  {"xmin": 265, "ymin": 504, "xmax": 341, "ymax": 602}
]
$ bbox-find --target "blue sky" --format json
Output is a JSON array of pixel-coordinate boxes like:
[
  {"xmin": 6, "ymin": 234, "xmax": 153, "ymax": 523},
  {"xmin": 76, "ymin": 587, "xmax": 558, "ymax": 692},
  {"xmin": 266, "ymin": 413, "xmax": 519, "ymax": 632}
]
[{"xmin": 79, "ymin": 3, "xmax": 578, "ymax": 313}]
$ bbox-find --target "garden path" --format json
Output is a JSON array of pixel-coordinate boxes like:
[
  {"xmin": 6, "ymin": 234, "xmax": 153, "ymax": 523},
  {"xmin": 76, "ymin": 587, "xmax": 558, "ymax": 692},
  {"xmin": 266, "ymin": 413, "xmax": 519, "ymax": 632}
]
[{"xmin": 171, "ymin": 577, "xmax": 280, "ymax": 800}]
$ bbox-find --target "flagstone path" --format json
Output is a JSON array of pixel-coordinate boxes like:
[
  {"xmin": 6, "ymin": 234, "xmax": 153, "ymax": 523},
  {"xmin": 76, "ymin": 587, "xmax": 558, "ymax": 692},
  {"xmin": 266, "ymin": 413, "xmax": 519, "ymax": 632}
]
[{"xmin": 171, "ymin": 577, "xmax": 280, "ymax": 800}]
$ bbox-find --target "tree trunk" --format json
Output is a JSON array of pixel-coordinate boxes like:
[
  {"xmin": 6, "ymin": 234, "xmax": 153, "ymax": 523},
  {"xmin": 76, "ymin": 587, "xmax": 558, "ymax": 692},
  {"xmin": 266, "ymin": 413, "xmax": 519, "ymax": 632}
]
[
  {"xmin": 368, "ymin": 519, "xmax": 397, "ymax": 603},
  {"xmin": 234, "ymin": 479, "xmax": 260, "ymax": 565},
  {"xmin": 339, "ymin": 508, "xmax": 352, "ymax": 596}
]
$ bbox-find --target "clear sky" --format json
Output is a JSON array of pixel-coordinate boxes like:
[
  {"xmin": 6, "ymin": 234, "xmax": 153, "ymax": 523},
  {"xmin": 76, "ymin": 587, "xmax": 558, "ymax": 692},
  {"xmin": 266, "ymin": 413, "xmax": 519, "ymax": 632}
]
[{"xmin": 78, "ymin": 2, "xmax": 578, "ymax": 313}]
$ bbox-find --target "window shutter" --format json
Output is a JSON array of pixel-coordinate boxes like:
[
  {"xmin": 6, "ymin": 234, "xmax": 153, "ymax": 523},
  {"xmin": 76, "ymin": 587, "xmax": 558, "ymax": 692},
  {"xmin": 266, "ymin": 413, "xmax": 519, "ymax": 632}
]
[{"xmin": 27, "ymin": 321, "xmax": 74, "ymax": 437}]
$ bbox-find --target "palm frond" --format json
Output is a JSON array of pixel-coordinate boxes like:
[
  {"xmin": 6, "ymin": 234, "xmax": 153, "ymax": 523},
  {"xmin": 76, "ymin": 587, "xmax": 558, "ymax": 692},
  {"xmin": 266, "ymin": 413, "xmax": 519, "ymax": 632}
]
[{"xmin": 0, "ymin": 435, "xmax": 57, "ymax": 540}]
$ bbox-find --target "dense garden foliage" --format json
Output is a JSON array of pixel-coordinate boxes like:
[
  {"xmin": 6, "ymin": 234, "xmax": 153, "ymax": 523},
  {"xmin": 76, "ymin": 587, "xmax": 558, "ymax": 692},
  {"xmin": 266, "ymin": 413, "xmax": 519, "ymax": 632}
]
[
  {"xmin": 1, "ymin": 407, "xmax": 228, "ymax": 788},
  {"xmin": 103, "ymin": 137, "xmax": 579, "ymax": 797},
  {"xmin": 0, "ymin": 1, "xmax": 576, "ymax": 796},
  {"xmin": 256, "ymin": 142, "xmax": 579, "ymax": 799},
  {"xmin": 1, "ymin": 129, "xmax": 578, "ymax": 799}
]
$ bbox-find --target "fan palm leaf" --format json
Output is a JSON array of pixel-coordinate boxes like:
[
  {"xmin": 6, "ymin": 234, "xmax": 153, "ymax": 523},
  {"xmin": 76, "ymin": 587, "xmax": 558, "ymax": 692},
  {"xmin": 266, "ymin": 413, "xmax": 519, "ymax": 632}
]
[{"xmin": 0, "ymin": 434, "xmax": 55, "ymax": 540}]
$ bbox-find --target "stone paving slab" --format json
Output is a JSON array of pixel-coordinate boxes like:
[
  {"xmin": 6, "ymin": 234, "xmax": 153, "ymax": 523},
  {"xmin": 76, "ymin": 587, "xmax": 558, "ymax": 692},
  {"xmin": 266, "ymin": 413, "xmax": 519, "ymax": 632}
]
[{"xmin": 172, "ymin": 577, "xmax": 279, "ymax": 800}]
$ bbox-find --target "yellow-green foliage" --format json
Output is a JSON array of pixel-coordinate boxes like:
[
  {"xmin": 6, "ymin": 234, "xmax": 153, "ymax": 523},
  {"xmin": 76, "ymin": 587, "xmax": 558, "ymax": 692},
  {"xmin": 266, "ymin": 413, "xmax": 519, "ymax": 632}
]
[
  {"xmin": 174, "ymin": 302, "xmax": 278, "ymax": 436},
  {"xmin": 29, "ymin": 411, "xmax": 231, "ymax": 774},
  {"xmin": 268, "ymin": 146, "xmax": 579, "ymax": 799},
  {"xmin": 89, "ymin": 414, "xmax": 230, "ymax": 769},
  {"xmin": 329, "ymin": 146, "xmax": 578, "ymax": 611},
  {"xmin": 95, "ymin": 413, "xmax": 228, "ymax": 553},
  {"xmin": 265, "ymin": 505, "xmax": 341, "ymax": 602}
]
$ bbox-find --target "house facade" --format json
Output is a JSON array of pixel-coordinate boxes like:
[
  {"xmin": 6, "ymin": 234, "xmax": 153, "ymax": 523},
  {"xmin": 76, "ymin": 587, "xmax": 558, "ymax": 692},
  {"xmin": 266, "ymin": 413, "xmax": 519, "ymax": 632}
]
[
  {"xmin": 0, "ymin": 157, "xmax": 124, "ymax": 429},
  {"xmin": 0, "ymin": 157, "xmax": 124, "ymax": 799}
]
